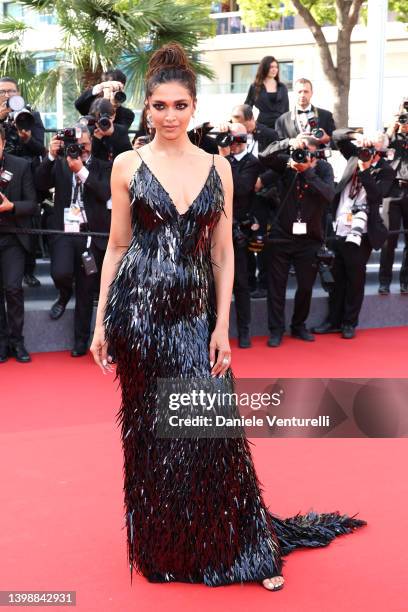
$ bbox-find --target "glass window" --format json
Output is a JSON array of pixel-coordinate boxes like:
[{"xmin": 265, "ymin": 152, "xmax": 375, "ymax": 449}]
[
  {"xmin": 231, "ymin": 61, "xmax": 294, "ymax": 93},
  {"xmin": 3, "ymin": 2, "xmax": 24, "ymax": 18}
]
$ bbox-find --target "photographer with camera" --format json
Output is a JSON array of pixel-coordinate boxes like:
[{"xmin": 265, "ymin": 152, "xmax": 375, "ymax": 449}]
[
  {"xmin": 312, "ymin": 129, "xmax": 395, "ymax": 339},
  {"xmin": 230, "ymin": 104, "xmax": 278, "ymax": 157},
  {"xmin": 378, "ymin": 99, "xmax": 408, "ymax": 294},
  {"xmin": 0, "ymin": 125, "xmax": 37, "ymax": 363},
  {"xmin": 259, "ymin": 135, "xmax": 335, "ymax": 347},
  {"xmin": 0, "ymin": 76, "xmax": 46, "ymax": 288},
  {"xmin": 218, "ymin": 122, "xmax": 262, "ymax": 348},
  {"xmin": 84, "ymin": 98, "xmax": 132, "ymax": 162},
  {"xmin": 74, "ymin": 69, "xmax": 135, "ymax": 130},
  {"xmin": 275, "ymin": 78, "xmax": 335, "ymax": 147},
  {"xmin": 35, "ymin": 125, "xmax": 112, "ymax": 357}
]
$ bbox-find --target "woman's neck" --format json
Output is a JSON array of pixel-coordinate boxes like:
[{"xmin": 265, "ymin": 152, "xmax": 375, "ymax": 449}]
[{"xmin": 149, "ymin": 132, "xmax": 194, "ymax": 157}]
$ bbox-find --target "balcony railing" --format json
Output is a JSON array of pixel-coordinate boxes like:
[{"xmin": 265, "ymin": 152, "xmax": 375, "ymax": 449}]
[{"xmin": 209, "ymin": 11, "xmax": 295, "ymax": 36}]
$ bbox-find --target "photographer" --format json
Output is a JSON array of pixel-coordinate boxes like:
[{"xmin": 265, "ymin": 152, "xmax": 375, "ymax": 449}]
[
  {"xmin": 74, "ymin": 69, "xmax": 135, "ymax": 130},
  {"xmin": 275, "ymin": 78, "xmax": 335, "ymax": 147},
  {"xmin": 313, "ymin": 129, "xmax": 395, "ymax": 339},
  {"xmin": 378, "ymin": 100, "xmax": 408, "ymax": 294},
  {"xmin": 0, "ymin": 125, "xmax": 37, "ymax": 363},
  {"xmin": 0, "ymin": 76, "xmax": 46, "ymax": 288},
  {"xmin": 259, "ymin": 135, "xmax": 335, "ymax": 347},
  {"xmin": 35, "ymin": 125, "xmax": 112, "ymax": 357},
  {"xmin": 218, "ymin": 123, "xmax": 262, "ymax": 348},
  {"xmin": 230, "ymin": 104, "xmax": 278, "ymax": 156},
  {"xmin": 86, "ymin": 98, "xmax": 132, "ymax": 162}
]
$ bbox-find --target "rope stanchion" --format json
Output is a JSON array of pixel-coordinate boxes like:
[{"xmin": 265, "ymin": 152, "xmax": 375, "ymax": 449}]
[{"xmin": 0, "ymin": 226, "xmax": 407, "ymax": 240}]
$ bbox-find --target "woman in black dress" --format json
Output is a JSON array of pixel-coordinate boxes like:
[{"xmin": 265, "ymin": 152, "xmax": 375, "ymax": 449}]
[
  {"xmin": 90, "ymin": 42, "xmax": 366, "ymax": 592},
  {"xmin": 245, "ymin": 56, "xmax": 289, "ymax": 129}
]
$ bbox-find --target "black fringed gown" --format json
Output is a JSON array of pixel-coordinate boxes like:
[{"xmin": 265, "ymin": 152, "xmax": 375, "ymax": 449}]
[{"xmin": 103, "ymin": 152, "xmax": 366, "ymax": 586}]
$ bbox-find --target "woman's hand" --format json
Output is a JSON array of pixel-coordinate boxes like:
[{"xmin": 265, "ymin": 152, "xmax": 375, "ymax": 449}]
[
  {"xmin": 209, "ymin": 325, "xmax": 231, "ymax": 377},
  {"xmin": 90, "ymin": 324, "xmax": 114, "ymax": 374}
]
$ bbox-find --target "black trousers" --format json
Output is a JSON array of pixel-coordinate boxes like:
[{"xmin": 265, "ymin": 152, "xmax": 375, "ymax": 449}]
[
  {"xmin": 0, "ymin": 235, "xmax": 26, "ymax": 344},
  {"xmin": 247, "ymin": 250, "xmax": 267, "ymax": 291},
  {"xmin": 233, "ymin": 243, "xmax": 251, "ymax": 334},
  {"xmin": 379, "ymin": 185, "xmax": 408, "ymax": 285},
  {"xmin": 265, "ymin": 237, "xmax": 320, "ymax": 334},
  {"xmin": 48, "ymin": 234, "xmax": 104, "ymax": 345},
  {"xmin": 328, "ymin": 235, "xmax": 372, "ymax": 328}
]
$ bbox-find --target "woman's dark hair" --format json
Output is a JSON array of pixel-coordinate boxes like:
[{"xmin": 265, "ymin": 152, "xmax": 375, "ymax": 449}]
[
  {"xmin": 89, "ymin": 97, "xmax": 115, "ymax": 118},
  {"xmin": 254, "ymin": 56, "xmax": 280, "ymax": 98},
  {"xmin": 145, "ymin": 42, "xmax": 197, "ymax": 101}
]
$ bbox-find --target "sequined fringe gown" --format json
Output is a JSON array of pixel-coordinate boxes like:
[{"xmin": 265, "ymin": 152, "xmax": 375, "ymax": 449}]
[{"xmin": 103, "ymin": 153, "xmax": 366, "ymax": 586}]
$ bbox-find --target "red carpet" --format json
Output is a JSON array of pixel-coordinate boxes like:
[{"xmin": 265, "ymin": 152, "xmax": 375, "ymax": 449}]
[{"xmin": 1, "ymin": 327, "xmax": 407, "ymax": 611}]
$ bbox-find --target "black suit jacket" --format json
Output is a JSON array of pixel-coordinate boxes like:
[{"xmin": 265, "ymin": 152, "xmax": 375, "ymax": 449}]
[
  {"xmin": 275, "ymin": 106, "xmax": 336, "ymax": 142},
  {"xmin": 332, "ymin": 128, "xmax": 396, "ymax": 250},
  {"xmin": 74, "ymin": 89, "xmax": 135, "ymax": 129},
  {"xmin": 253, "ymin": 122, "xmax": 279, "ymax": 154},
  {"xmin": 0, "ymin": 153, "xmax": 38, "ymax": 251},
  {"xmin": 34, "ymin": 156, "xmax": 112, "ymax": 250},
  {"xmin": 228, "ymin": 152, "xmax": 262, "ymax": 220}
]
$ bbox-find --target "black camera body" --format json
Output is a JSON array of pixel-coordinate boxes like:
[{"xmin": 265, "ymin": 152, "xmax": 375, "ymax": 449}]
[
  {"xmin": 398, "ymin": 113, "xmax": 408, "ymax": 125},
  {"xmin": 308, "ymin": 117, "xmax": 324, "ymax": 139},
  {"xmin": 290, "ymin": 147, "xmax": 331, "ymax": 163},
  {"xmin": 56, "ymin": 127, "xmax": 84, "ymax": 158},
  {"xmin": 212, "ymin": 131, "xmax": 248, "ymax": 148},
  {"xmin": 113, "ymin": 90, "xmax": 126, "ymax": 104},
  {"xmin": 79, "ymin": 114, "xmax": 112, "ymax": 134}
]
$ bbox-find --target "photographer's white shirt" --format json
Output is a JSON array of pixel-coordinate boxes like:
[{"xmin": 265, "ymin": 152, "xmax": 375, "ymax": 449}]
[{"xmin": 335, "ymin": 180, "xmax": 367, "ymax": 237}]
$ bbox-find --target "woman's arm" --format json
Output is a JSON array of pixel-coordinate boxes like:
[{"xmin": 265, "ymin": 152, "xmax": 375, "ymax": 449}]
[
  {"xmin": 91, "ymin": 151, "xmax": 136, "ymax": 372},
  {"xmin": 210, "ymin": 155, "xmax": 234, "ymax": 377}
]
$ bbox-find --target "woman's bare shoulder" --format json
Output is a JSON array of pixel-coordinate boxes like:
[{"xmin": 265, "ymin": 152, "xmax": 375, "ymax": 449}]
[
  {"xmin": 113, "ymin": 149, "xmax": 140, "ymax": 168},
  {"xmin": 212, "ymin": 153, "xmax": 232, "ymax": 179}
]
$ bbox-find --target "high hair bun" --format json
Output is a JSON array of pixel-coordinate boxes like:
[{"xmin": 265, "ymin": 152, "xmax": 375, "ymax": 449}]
[
  {"xmin": 146, "ymin": 42, "xmax": 192, "ymax": 79},
  {"xmin": 145, "ymin": 42, "xmax": 197, "ymax": 100}
]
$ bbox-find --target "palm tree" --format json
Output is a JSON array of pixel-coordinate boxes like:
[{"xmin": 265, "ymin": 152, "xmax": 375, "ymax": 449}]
[{"xmin": 11, "ymin": 0, "xmax": 216, "ymax": 106}]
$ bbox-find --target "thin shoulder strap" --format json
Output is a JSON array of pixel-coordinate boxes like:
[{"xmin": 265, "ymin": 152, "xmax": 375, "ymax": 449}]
[
  {"xmin": 212, "ymin": 153, "xmax": 215, "ymax": 167},
  {"xmin": 134, "ymin": 148, "xmax": 143, "ymax": 161}
]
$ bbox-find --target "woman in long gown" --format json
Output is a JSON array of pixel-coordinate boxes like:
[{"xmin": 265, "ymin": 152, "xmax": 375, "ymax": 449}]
[{"xmin": 90, "ymin": 43, "xmax": 366, "ymax": 591}]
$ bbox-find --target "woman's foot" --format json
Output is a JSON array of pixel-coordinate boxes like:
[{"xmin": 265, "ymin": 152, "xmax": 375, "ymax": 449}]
[{"xmin": 261, "ymin": 575, "xmax": 285, "ymax": 591}]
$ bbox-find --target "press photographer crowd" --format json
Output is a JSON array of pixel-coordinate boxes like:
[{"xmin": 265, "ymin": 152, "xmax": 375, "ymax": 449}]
[{"xmin": 0, "ymin": 57, "xmax": 407, "ymax": 363}]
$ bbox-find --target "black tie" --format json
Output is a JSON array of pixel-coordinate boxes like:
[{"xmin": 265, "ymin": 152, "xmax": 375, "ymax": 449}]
[{"xmin": 297, "ymin": 109, "xmax": 309, "ymax": 114}]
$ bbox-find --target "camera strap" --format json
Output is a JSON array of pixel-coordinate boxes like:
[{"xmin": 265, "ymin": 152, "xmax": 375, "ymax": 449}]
[{"xmin": 269, "ymin": 170, "xmax": 299, "ymax": 229}]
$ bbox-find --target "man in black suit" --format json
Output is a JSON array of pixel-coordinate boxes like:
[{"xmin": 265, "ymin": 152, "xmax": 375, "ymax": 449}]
[
  {"xmin": 259, "ymin": 136, "xmax": 335, "ymax": 347},
  {"xmin": 35, "ymin": 126, "xmax": 112, "ymax": 357},
  {"xmin": 0, "ymin": 126, "xmax": 38, "ymax": 363},
  {"xmin": 219, "ymin": 123, "xmax": 262, "ymax": 348},
  {"xmin": 312, "ymin": 128, "xmax": 395, "ymax": 339},
  {"xmin": 230, "ymin": 104, "xmax": 278, "ymax": 156},
  {"xmin": 0, "ymin": 76, "xmax": 46, "ymax": 288},
  {"xmin": 229, "ymin": 104, "xmax": 279, "ymax": 298},
  {"xmin": 74, "ymin": 69, "xmax": 135, "ymax": 130},
  {"xmin": 275, "ymin": 78, "xmax": 335, "ymax": 146}
]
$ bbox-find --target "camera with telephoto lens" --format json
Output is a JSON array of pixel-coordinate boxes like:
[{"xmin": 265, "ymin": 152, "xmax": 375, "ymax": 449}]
[
  {"xmin": 307, "ymin": 117, "xmax": 324, "ymax": 139},
  {"xmin": 113, "ymin": 90, "xmax": 126, "ymax": 104},
  {"xmin": 398, "ymin": 113, "xmax": 408, "ymax": 125},
  {"xmin": 290, "ymin": 147, "xmax": 331, "ymax": 163},
  {"xmin": 79, "ymin": 114, "xmax": 112, "ymax": 134},
  {"xmin": 3, "ymin": 95, "xmax": 36, "ymax": 154},
  {"xmin": 56, "ymin": 127, "xmax": 84, "ymax": 158},
  {"xmin": 211, "ymin": 131, "xmax": 248, "ymax": 148},
  {"xmin": 345, "ymin": 201, "xmax": 369, "ymax": 247}
]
